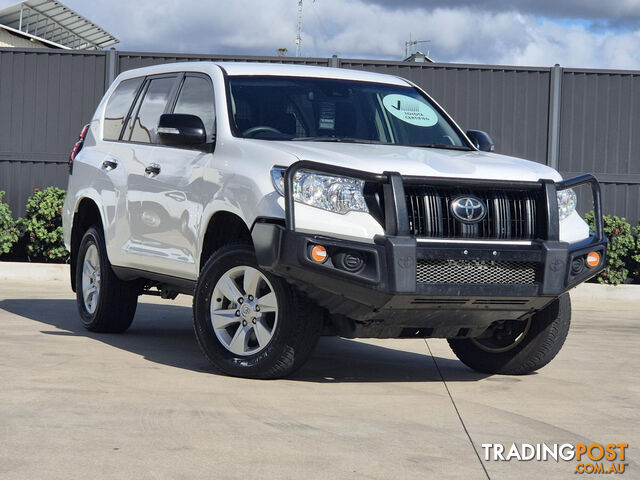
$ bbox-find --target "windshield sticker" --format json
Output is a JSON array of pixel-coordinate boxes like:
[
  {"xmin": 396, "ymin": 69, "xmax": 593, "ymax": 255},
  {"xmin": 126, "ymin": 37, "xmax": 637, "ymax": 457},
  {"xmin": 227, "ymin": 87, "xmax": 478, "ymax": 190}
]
[
  {"xmin": 318, "ymin": 102, "xmax": 336, "ymax": 130},
  {"xmin": 382, "ymin": 94, "xmax": 438, "ymax": 127}
]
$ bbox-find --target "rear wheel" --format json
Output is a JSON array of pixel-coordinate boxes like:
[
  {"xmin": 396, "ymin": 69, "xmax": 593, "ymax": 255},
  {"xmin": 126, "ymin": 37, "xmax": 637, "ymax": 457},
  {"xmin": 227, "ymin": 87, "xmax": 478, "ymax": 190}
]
[
  {"xmin": 448, "ymin": 294, "xmax": 571, "ymax": 374},
  {"xmin": 193, "ymin": 243, "xmax": 322, "ymax": 379},
  {"xmin": 75, "ymin": 227, "xmax": 138, "ymax": 333}
]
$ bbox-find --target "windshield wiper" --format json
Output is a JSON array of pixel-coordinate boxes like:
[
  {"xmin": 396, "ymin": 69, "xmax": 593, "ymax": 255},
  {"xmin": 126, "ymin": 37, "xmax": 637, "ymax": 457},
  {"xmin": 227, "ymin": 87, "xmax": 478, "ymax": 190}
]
[
  {"xmin": 410, "ymin": 144, "xmax": 473, "ymax": 151},
  {"xmin": 292, "ymin": 138, "xmax": 473, "ymax": 150},
  {"xmin": 291, "ymin": 136, "xmax": 384, "ymax": 144}
]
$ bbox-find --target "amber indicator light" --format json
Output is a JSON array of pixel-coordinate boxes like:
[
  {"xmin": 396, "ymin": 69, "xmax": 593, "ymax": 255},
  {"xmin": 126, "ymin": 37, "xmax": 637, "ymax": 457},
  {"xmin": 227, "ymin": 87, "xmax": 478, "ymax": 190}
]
[
  {"xmin": 310, "ymin": 245, "xmax": 328, "ymax": 263},
  {"xmin": 586, "ymin": 251, "xmax": 600, "ymax": 268}
]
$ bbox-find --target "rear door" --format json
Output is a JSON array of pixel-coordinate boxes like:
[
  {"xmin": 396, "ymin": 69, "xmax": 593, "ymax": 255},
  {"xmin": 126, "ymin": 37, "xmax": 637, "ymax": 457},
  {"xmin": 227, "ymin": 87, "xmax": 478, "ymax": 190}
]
[{"xmin": 99, "ymin": 76, "xmax": 145, "ymax": 269}]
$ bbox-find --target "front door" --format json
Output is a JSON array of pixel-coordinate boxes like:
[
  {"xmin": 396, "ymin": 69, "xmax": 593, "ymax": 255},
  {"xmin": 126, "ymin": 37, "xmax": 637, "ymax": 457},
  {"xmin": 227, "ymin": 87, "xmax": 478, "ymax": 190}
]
[
  {"xmin": 120, "ymin": 74, "xmax": 182, "ymax": 274},
  {"xmin": 126, "ymin": 73, "xmax": 216, "ymax": 279}
]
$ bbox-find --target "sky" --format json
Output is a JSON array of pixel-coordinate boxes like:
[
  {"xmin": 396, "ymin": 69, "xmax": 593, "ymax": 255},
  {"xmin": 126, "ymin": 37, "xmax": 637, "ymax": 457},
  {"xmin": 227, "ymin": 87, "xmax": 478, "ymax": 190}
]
[{"xmin": 4, "ymin": 0, "xmax": 640, "ymax": 69}]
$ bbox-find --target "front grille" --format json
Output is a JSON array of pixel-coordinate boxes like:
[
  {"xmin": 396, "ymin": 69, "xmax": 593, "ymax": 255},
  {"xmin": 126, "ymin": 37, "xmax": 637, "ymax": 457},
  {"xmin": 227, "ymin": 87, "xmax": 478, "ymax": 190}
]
[
  {"xmin": 416, "ymin": 259, "xmax": 538, "ymax": 284},
  {"xmin": 405, "ymin": 185, "xmax": 544, "ymax": 240}
]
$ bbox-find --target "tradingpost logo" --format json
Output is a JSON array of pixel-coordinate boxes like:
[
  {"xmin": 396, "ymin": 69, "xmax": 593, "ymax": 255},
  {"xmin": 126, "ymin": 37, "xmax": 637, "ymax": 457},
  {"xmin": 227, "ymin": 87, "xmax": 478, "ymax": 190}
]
[{"xmin": 481, "ymin": 443, "xmax": 629, "ymax": 474}]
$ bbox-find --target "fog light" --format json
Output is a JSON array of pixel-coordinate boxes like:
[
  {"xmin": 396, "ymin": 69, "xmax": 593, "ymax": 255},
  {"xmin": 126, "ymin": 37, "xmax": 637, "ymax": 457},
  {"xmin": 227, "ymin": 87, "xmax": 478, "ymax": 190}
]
[
  {"xmin": 586, "ymin": 251, "xmax": 601, "ymax": 268},
  {"xmin": 341, "ymin": 252, "xmax": 364, "ymax": 272},
  {"xmin": 571, "ymin": 257, "xmax": 585, "ymax": 275},
  {"xmin": 310, "ymin": 245, "xmax": 327, "ymax": 263}
]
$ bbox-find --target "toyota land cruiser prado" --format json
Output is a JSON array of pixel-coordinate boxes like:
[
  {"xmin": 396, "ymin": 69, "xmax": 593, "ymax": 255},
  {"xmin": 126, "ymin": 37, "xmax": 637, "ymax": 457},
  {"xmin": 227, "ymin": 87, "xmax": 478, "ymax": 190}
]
[{"xmin": 62, "ymin": 62, "xmax": 606, "ymax": 379}]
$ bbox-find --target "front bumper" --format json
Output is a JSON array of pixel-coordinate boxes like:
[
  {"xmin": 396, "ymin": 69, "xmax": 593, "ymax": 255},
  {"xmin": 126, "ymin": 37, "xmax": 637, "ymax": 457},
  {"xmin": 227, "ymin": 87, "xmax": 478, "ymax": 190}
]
[{"xmin": 252, "ymin": 161, "xmax": 607, "ymax": 338}]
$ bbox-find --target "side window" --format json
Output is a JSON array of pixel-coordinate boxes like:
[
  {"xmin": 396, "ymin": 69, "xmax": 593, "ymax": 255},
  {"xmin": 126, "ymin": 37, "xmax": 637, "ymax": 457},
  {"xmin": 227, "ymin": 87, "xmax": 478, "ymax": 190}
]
[
  {"xmin": 173, "ymin": 76, "xmax": 216, "ymax": 142},
  {"xmin": 103, "ymin": 77, "xmax": 143, "ymax": 141},
  {"xmin": 129, "ymin": 76, "xmax": 176, "ymax": 144}
]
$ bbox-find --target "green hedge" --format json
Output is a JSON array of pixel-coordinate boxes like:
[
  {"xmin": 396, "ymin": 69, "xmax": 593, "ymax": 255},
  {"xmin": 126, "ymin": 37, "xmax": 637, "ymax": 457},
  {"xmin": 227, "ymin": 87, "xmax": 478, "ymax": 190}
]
[
  {"xmin": 0, "ymin": 187, "xmax": 69, "ymax": 263},
  {"xmin": 21, "ymin": 187, "xmax": 69, "ymax": 263},
  {"xmin": 0, "ymin": 191, "xmax": 19, "ymax": 256},
  {"xmin": 633, "ymin": 225, "xmax": 640, "ymax": 280},
  {"xmin": 585, "ymin": 212, "xmax": 640, "ymax": 285}
]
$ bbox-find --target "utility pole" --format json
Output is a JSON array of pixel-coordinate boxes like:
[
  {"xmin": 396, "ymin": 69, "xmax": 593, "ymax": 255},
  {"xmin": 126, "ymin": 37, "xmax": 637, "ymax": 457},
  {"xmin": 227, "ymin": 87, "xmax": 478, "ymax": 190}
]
[
  {"xmin": 404, "ymin": 33, "xmax": 431, "ymax": 58},
  {"xmin": 295, "ymin": 0, "xmax": 303, "ymax": 57}
]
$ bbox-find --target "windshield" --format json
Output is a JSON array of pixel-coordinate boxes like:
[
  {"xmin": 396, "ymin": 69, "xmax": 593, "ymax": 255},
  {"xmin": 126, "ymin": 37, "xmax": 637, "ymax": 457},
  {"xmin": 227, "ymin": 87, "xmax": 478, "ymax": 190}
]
[{"xmin": 226, "ymin": 75, "xmax": 470, "ymax": 149}]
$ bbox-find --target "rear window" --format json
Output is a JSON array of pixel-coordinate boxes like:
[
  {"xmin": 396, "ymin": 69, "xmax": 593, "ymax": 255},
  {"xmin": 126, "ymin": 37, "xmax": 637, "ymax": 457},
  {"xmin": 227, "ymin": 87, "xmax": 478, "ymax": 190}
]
[{"xmin": 103, "ymin": 77, "xmax": 143, "ymax": 141}]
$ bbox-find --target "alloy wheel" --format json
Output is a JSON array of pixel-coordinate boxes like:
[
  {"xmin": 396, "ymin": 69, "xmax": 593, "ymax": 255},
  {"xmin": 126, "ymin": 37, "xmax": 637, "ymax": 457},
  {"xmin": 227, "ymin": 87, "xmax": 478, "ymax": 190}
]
[
  {"xmin": 210, "ymin": 265, "xmax": 279, "ymax": 356},
  {"xmin": 81, "ymin": 244, "xmax": 101, "ymax": 314}
]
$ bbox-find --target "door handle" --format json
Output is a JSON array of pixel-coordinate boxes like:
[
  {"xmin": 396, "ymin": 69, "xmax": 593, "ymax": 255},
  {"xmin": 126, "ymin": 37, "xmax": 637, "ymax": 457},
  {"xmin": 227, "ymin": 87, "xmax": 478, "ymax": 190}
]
[
  {"xmin": 102, "ymin": 159, "xmax": 118, "ymax": 171},
  {"xmin": 145, "ymin": 163, "xmax": 161, "ymax": 177}
]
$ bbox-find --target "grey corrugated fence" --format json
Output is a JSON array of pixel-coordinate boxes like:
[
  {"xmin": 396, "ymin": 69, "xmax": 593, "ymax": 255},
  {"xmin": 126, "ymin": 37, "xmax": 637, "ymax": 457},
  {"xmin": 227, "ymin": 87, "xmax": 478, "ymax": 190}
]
[
  {"xmin": 1, "ymin": 47, "xmax": 638, "ymax": 221},
  {"xmin": 0, "ymin": 48, "xmax": 107, "ymax": 216}
]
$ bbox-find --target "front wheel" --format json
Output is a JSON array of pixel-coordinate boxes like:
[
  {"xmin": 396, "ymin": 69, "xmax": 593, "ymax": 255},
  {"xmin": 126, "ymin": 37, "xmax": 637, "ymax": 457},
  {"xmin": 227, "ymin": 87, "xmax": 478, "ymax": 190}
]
[
  {"xmin": 193, "ymin": 243, "xmax": 323, "ymax": 379},
  {"xmin": 448, "ymin": 294, "xmax": 571, "ymax": 375}
]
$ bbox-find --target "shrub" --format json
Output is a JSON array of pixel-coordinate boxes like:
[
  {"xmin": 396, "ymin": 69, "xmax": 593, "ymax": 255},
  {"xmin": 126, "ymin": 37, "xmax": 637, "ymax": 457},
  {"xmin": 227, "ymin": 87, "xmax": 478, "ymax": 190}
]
[
  {"xmin": 584, "ymin": 212, "xmax": 634, "ymax": 285},
  {"xmin": 0, "ymin": 191, "xmax": 19, "ymax": 256},
  {"xmin": 21, "ymin": 187, "xmax": 69, "ymax": 263},
  {"xmin": 632, "ymin": 225, "xmax": 640, "ymax": 282}
]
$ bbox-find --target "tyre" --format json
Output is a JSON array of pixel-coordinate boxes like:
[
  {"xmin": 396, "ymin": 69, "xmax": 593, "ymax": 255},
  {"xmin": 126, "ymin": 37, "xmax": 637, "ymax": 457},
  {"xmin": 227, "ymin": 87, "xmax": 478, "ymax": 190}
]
[
  {"xmin": 193, "ymin": 243, "xmax": 323, "ymax": 379},
  {"xmin": 76, "ymin": 226, "xmax": 138, "ymax": 333},
  {"xmin": 448, "ymin": 294, "xmax": 571, "ymax": 375}
]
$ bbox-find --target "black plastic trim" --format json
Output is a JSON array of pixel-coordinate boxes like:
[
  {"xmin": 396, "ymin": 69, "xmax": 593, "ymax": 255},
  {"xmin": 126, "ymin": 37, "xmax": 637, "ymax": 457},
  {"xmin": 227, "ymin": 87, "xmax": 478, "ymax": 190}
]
[
  {"xmin": 401, "ymin": 176, "xmax": 544, "ymax": 189},
  {"xmin": 565, "ymin": 243, "xmax": 607, "ymax": 286},
  {"xmin": 384, "ymin": 173, "xmax": 410, "ymax": 235},
  {"xmin": 252, "ymin": 223, "xmax": 606, "ymax": 308},
  {"xmin": 112, "ymin": 266, "xmax": 196, "ymax": 295},
  {"xmin": 295, "ymin": 236, "xmax": 382, "ymax": 285},
  {"xmin": 252, "ymin": 222, "xmax": 284, "ymax": 269},
  {"xmin": 542, "ymin": 180, "xmax": 560, "ymax": 241}
]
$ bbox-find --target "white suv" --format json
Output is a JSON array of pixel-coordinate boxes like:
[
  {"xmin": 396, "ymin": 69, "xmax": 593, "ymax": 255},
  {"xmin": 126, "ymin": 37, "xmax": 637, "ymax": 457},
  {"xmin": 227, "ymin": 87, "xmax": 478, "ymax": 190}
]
[{"xmin": 63, "ymin": 62, "xmax": 606, "ymax": 379}]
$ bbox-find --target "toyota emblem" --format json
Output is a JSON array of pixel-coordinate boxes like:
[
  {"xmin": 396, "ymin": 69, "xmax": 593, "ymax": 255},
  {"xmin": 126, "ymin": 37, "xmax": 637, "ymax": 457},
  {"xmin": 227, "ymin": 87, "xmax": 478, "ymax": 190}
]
[{"xmin": 451, "ymin": 196, "xmax": 487, "ymax": 223}]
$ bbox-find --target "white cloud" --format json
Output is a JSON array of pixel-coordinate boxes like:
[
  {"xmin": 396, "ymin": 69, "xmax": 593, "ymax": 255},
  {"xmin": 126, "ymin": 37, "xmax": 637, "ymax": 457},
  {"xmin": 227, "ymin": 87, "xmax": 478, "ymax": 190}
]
[
  {"xmin": 3, "ymin": 0, "xmax": 640, "ymax": 69},
  {"xmin": 499, "ymin": 21, "xmax": 640, "ymax": 69}
]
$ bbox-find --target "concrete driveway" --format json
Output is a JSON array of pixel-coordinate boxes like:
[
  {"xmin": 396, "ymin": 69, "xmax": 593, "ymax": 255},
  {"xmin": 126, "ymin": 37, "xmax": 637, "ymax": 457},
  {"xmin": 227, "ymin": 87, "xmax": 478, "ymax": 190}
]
[{"xmin": 0, "ymin": 278, "xmax": 637, "ymax": 479}]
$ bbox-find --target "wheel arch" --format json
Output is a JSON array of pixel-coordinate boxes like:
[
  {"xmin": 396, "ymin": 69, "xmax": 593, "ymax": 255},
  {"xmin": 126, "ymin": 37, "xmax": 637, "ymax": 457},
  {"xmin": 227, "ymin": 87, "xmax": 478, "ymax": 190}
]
[
  {"xmin": 70, "ymin": 197, "xmax": 105, "ymax": 292},
  {"xmin": 199, "ymin": 211, "xmax": 253, "ymax": 271}
]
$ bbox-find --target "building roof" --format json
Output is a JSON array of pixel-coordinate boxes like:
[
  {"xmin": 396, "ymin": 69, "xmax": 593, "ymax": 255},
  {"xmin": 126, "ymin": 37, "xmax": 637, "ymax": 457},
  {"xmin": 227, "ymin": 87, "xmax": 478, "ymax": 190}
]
[
  {"xmin": 403, "ymin": 51, "xmax": 435, "ymax": 63},
  {"xmin": 0, "ymin": 22, "xmax": 64, "ymax": 48},
  {"xmin": 0, "ymin": 0, "xmax": 118, "ymax": 50}
]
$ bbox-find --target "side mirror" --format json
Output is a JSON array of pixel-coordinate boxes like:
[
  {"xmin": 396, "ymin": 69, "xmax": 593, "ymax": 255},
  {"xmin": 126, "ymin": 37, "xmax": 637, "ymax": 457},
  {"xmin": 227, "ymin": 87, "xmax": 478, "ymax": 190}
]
[
  {"xmin": 157, "ymin": 114, "xmax": 207, "ymax": 147},
  {"xmin": 466, "ymin": 129, "xmax": 495, "ymax": 152}
]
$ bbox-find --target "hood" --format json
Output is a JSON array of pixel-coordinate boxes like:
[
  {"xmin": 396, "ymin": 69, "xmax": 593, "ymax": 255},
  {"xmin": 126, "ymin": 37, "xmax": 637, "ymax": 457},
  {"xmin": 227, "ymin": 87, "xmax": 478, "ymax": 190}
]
[{"xmin": 256, "ymin": 140, "xmax": 562, "ymax": 182}]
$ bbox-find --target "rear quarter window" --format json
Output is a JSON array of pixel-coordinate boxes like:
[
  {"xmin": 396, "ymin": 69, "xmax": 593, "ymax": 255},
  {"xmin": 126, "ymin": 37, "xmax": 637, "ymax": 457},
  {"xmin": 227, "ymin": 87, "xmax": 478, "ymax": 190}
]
[{"xmin": 103, "ymin": 77, "xmax": 143, "ymax": 141}]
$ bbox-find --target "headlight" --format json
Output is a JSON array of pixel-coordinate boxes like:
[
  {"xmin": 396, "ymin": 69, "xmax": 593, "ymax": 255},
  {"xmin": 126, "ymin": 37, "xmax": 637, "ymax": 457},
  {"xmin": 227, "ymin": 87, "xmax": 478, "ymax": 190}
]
[
  {"xmin": 557, "ymin": 188, "xmax": 577, "ymax": 221},
  {"xmin": 271, "ymin": 167, "xmax": 287, "ymax": 196},
  {"xmin": 271, "ymin": 167, "xmax": 369, "ymax": 215}
]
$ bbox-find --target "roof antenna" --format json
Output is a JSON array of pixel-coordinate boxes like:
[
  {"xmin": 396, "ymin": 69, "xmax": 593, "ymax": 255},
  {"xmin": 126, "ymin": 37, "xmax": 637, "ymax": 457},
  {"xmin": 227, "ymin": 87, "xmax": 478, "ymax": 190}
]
[
  {"xmin": 404, "ymin": 33, "xmax": 431, "ymax": 59},
  {"xmin": 295, "ymin": 0, "xmax": 303, "ymax": 57}
]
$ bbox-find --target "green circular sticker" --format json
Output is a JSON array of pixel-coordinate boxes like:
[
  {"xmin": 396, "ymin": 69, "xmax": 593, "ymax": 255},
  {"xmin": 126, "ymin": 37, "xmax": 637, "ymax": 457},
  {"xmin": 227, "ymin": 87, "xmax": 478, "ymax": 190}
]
[{"xmin": 382, "ymin": 94, "xmax": 438, "ymax": 127}]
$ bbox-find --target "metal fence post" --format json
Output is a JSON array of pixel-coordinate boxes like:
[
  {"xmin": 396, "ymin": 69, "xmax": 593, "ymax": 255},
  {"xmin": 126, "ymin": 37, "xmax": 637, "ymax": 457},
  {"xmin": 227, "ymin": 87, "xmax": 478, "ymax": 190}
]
[
  {"xmin": 104, "ymin": 48, "xmax": 118, "ymax": 90},
  {"xmin": 547, "ymin": 64, "xmax": 563, "ymax": 170}
]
